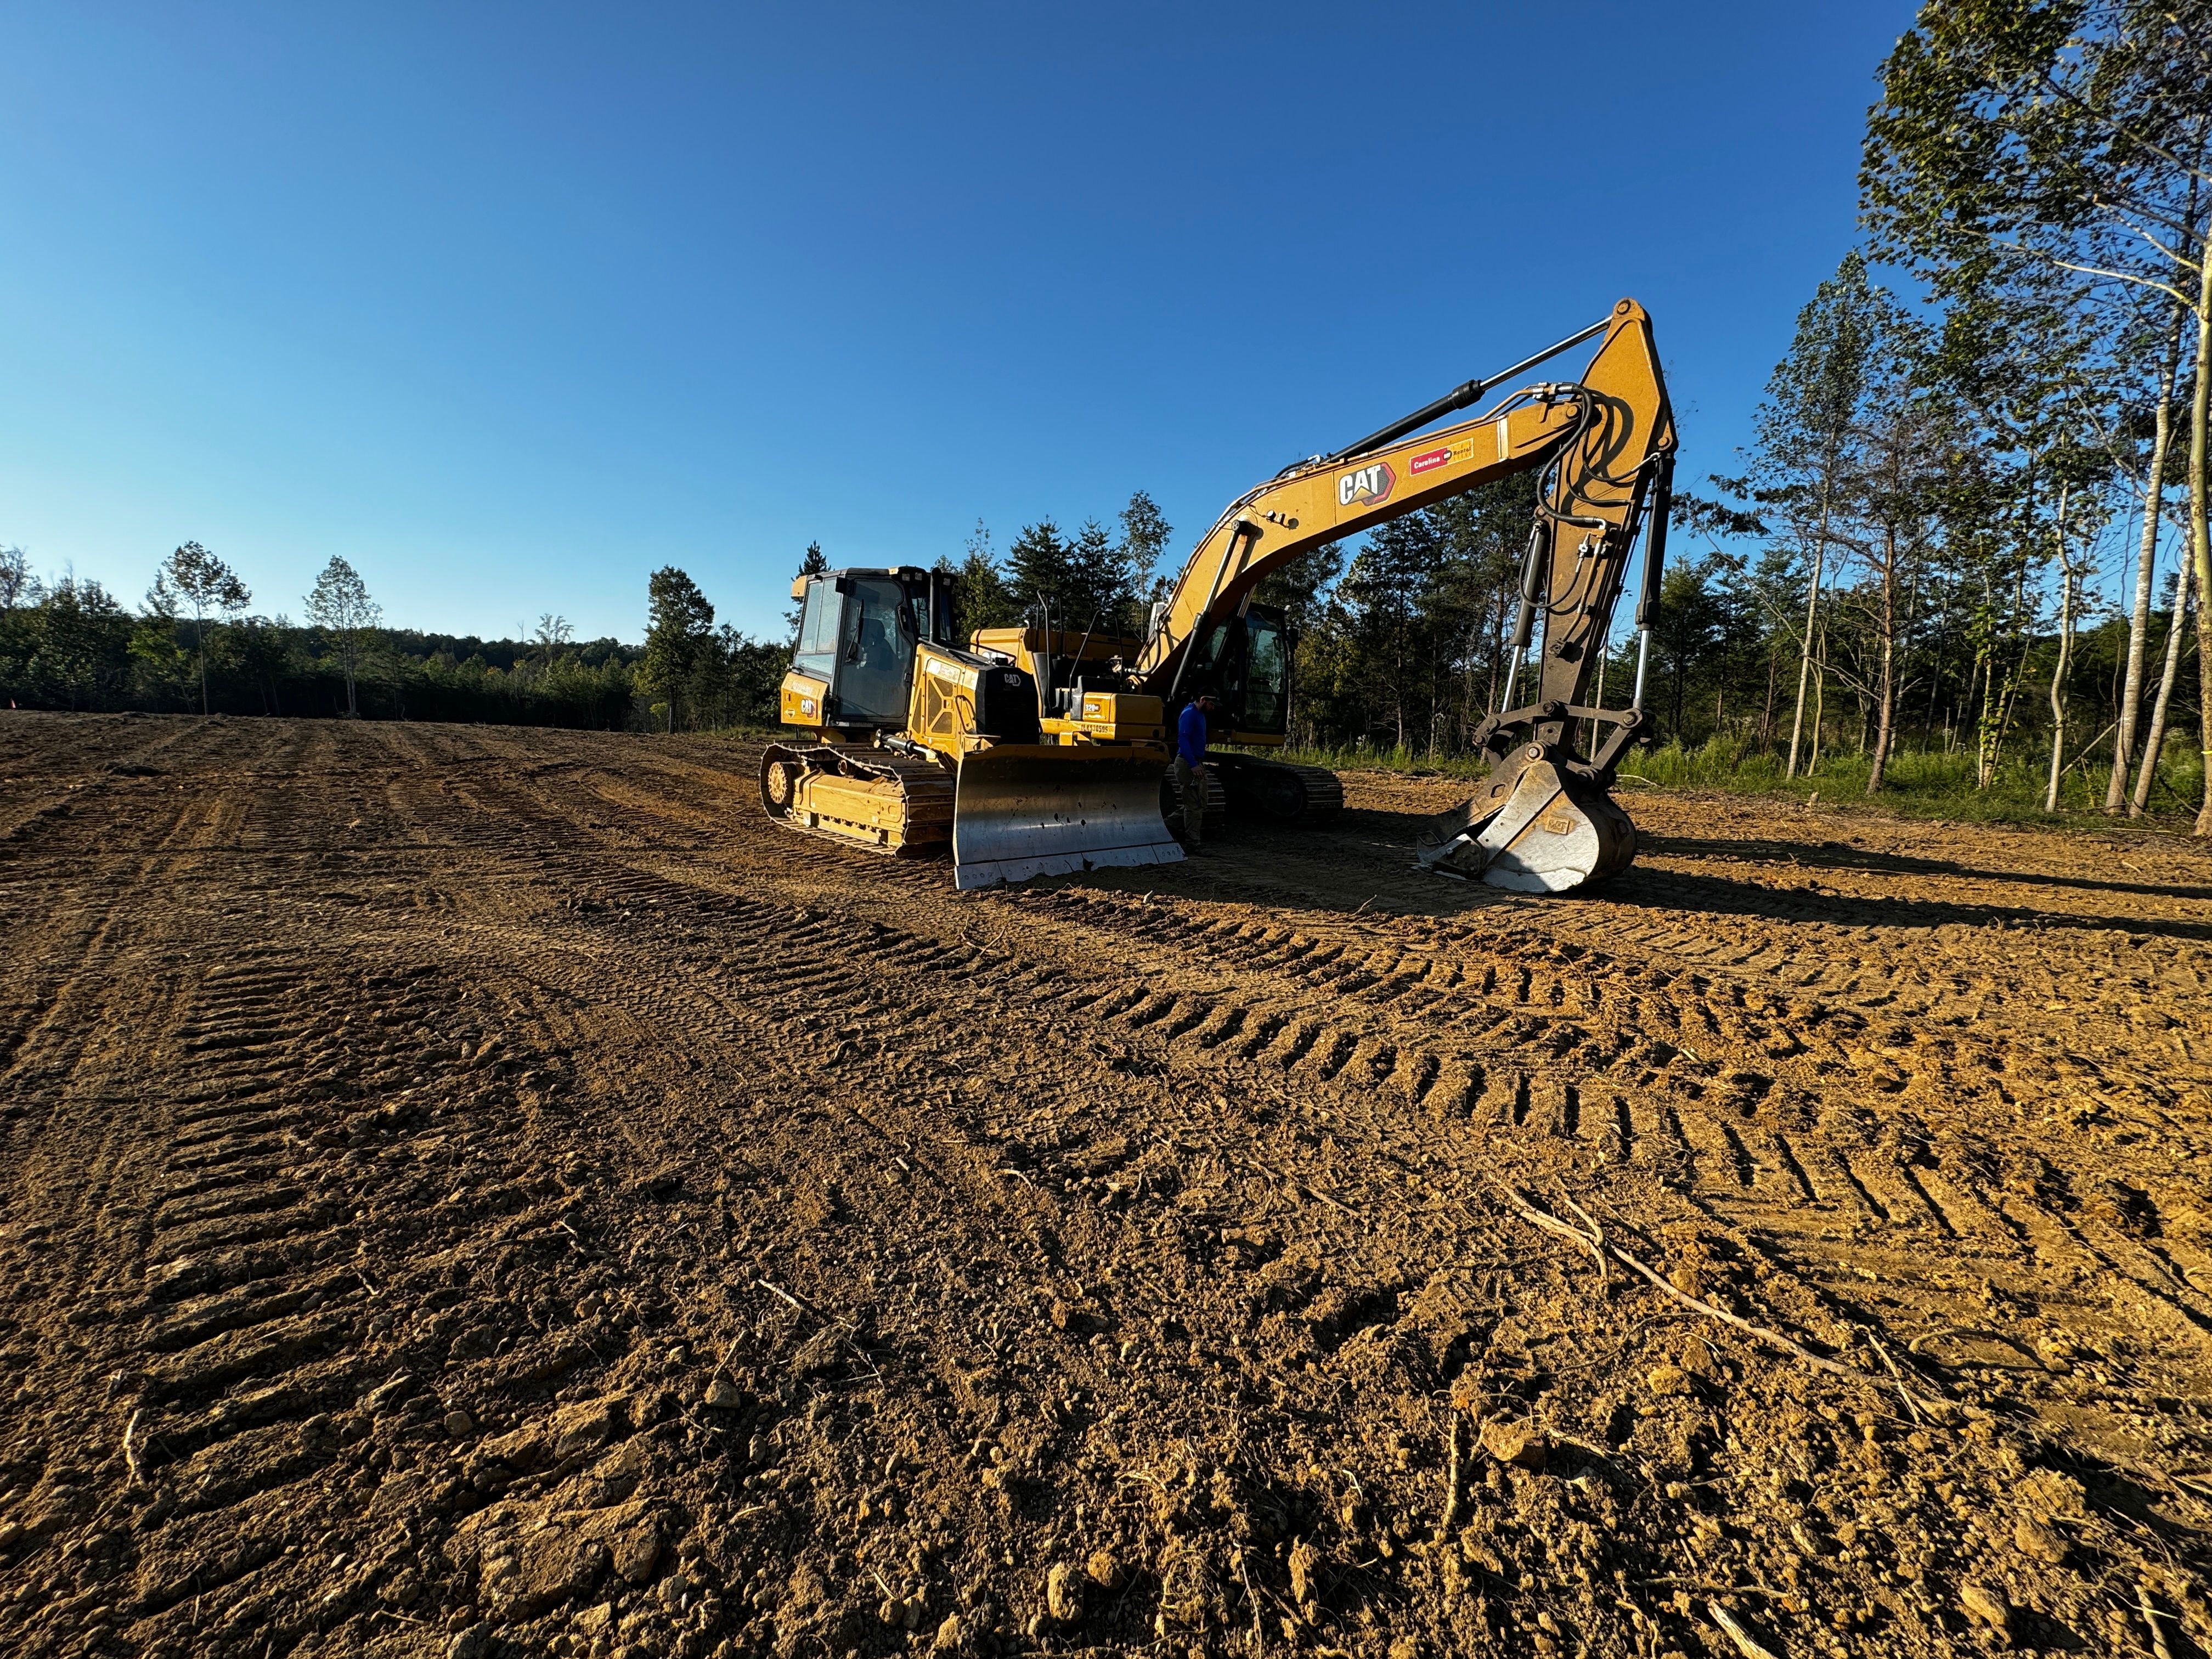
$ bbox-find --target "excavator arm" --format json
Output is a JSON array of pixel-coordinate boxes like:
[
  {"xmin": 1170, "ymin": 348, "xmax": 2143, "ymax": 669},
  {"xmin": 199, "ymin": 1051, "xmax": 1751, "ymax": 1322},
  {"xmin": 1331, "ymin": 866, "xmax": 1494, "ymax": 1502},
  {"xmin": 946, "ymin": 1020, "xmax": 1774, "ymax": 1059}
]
[{"xmin": 1137, "ymin": 297, "xmax": 1676, "ymax": 891}]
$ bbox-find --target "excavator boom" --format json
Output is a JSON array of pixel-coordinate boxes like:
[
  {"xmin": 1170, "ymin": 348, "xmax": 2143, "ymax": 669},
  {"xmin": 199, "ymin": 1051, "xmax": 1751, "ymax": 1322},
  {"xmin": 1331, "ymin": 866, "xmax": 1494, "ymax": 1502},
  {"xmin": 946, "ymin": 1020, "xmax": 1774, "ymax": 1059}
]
[{"xmin": 1137, "ymin": 297, "xmax": 1675, "ymax": 891}]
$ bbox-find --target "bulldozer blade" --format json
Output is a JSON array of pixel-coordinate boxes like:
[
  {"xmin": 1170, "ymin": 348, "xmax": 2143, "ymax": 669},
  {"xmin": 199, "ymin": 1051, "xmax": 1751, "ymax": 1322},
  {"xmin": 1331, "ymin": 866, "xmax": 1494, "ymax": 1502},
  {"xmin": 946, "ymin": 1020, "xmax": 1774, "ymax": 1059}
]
[
  {"xmin": 951, "ymin": 745, "xmax": 1185, "ymax": 890},
  {"xmin": 1417, "ymin": 759, "xmax": 1636, "ymax": 893}
]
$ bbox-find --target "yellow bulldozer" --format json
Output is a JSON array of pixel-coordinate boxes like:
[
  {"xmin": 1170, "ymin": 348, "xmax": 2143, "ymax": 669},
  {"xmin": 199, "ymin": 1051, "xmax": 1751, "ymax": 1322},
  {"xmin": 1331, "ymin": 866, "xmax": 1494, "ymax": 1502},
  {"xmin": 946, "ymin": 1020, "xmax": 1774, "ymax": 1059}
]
[{"xmin": 761, "ymin": 297, "xmax": 1675, "ymax": 894}]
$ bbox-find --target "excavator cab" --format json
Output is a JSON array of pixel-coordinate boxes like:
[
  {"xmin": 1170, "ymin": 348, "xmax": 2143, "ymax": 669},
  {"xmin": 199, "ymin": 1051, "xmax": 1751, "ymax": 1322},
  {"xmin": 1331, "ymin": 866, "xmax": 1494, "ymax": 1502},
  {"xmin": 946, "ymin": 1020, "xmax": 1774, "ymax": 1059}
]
[
  {"xmin": 1160, "ymin": 603, "xmax": 1342, "ymax": 824},
  {"xmin": 1177, "ymin": 605, "xmax": 1292, "ymax": 744},
  {"xmin": 781, "ymin": 567, "xmax": 950, "ymax": 735}
]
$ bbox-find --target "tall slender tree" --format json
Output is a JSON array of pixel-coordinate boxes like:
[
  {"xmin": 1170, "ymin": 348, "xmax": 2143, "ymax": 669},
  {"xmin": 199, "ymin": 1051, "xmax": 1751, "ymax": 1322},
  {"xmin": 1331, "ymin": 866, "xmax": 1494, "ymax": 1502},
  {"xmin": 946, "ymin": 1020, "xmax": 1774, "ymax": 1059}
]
[
  {"xmin": 1740, "ymin": 254, "xmax": 1895, "ymax": 777},
  {"xmin": 2131, "ymin": 558, "xmax": 2195, "ymax": 814},
  {"xmin": 639, "ymin": 566, "xmax": 716, "ymax": 733},
  {"xmin": 305, "ymin": 556, "xmax": 381, "ymax": 719},
  {"xmin": 156, "ymin": 541, "xmax": 251, "ymax": 715},
  {"xmin": 2106, "ymin": 302, "xmax": 2185, "ymax": 806}
]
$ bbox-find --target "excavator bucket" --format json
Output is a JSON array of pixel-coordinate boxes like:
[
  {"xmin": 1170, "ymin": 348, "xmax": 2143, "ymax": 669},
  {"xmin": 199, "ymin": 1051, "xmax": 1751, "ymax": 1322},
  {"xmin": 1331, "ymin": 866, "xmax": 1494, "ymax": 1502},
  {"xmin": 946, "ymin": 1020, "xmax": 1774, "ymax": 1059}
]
[
  {"xmin": 951, "ymin": 745, "xmax": 1185, "ymax": 890},
  {"xmin": 1417, "ymin": 758, "xmax": 1637, "ymax": 893}
]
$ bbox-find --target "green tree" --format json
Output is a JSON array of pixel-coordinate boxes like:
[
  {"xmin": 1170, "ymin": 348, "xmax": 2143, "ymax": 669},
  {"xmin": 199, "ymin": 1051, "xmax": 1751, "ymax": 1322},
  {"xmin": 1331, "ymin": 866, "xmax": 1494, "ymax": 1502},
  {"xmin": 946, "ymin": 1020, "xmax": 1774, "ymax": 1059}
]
[
  {"xmin": 30, "ymin": 579, "xmax": 133, "ymax": 710},
  {"xmin": 128, "ymin": 579, "xmax": 194, "ymax": 709},
  {"xmin": 1863, "ymin": 0, "xmax": 2212, "ymax": 827},
  {"xmin": 1003, "ymin": 520, "xmax": 1077, "ymax": 623},
  {"xmin": 1065, "ymin": 518, "xmax": 1125, "ymax": 628},
  {"xmin": 1115, "ymin": 490, "xmax": 1173, "ymax": 630},
  {"xmin": 1333, "ymin": 512, "xmax": 1444, "ymax": 752},
  {"xmin": 936, "ymin": 522, "xmax": 1017, "ymax": 644},
  {"xmin": 153, "ymin": 541, "xmax": 251, "ymax": 715},
  {"xmin": 1738, "ymin": 253, "xmax": 1897, "ymax": 777},
  {"xmin": 306, "ymin": 556, "xmax": 383, "ymax": 718},
  {"xmin": 639, "ymin": 566, "xmax": 716, "ymax": 732}
]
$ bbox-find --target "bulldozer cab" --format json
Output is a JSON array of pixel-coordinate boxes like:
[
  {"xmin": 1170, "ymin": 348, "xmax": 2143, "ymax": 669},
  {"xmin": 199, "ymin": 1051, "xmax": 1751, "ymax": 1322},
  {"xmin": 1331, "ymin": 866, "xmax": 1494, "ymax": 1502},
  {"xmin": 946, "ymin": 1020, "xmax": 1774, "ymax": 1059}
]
[
  {"xmin": 1177, "ymin": 602, "xmax": 1291, "ymax": 745},
  {"xmin": 783, "ymin": 566, "xmax": 949, "ymax": 733}
]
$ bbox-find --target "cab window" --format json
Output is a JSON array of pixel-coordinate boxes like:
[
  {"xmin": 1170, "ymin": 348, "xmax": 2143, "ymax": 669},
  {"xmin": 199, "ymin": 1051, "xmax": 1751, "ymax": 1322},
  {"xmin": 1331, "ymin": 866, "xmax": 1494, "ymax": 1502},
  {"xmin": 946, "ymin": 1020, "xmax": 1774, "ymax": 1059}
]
[
  {"xmin": 836, "ymin": 577, "xmax": 913, "ymax": 724},
  {"xmin": 1244, "ymin": 613, "xmax": 1288, "ymax": 732},
  {"xmin": 794, "ymin": 583, "xmax": 842, "ymax": 681}
]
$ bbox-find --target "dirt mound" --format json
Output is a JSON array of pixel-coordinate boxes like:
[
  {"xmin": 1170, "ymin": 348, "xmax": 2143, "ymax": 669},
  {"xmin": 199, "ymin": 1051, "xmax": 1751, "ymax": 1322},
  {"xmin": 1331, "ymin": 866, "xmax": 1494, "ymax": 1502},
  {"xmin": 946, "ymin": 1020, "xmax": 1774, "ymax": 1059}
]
[{"xmin": 2, "ymin": 713, "xmax": 2207, "ymax": 1659}]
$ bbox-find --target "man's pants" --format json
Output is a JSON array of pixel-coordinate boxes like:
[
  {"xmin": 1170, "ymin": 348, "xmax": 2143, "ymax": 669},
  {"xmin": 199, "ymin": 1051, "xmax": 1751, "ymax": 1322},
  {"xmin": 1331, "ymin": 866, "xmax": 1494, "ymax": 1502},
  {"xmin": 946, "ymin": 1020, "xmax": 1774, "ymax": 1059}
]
[{"xmin": 1172, "ymin": 756, "xmax": 1209, "ymax": 845}]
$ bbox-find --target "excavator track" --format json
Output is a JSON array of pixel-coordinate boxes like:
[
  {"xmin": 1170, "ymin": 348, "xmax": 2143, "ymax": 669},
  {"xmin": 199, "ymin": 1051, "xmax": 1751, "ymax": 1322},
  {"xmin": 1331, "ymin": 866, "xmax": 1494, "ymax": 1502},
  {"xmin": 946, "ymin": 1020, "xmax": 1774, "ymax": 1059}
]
[
  {"xmin": 760, "ymin": 740, "xmax": 955, "ymax": 855},
  {"xmin": 1207, "ymin": 752, "xmax": 1344, "ymax": 823}
]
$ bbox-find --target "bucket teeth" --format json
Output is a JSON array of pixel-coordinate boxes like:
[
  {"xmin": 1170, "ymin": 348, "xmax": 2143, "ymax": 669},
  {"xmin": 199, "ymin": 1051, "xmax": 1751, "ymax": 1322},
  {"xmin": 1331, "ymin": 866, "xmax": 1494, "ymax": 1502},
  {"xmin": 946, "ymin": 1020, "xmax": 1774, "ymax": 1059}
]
[{"xmin": 951, "ymin": 746, "xmax": 1184, "ymax": 890}]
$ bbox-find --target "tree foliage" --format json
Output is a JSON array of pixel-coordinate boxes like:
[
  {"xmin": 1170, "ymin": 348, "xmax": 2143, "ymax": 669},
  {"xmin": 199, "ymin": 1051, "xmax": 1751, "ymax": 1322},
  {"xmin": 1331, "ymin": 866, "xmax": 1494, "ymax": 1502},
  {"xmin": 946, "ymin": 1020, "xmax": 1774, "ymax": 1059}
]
[
  {"xmin": 1863, "ymin": 0, "xmax": 2212, "ymax": 824},
  {"xmin": 306, "ymin": 556, "xmax": 382, "ymax": 718}
]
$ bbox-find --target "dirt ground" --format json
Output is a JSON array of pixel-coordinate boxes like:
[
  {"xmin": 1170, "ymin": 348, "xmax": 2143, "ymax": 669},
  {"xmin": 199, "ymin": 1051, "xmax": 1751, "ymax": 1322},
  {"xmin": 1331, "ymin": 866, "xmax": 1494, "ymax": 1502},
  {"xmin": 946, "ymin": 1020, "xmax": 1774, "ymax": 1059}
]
[{"xmin": 3, "ymin": 713, "xmax": 2209, "ymax": 1659}]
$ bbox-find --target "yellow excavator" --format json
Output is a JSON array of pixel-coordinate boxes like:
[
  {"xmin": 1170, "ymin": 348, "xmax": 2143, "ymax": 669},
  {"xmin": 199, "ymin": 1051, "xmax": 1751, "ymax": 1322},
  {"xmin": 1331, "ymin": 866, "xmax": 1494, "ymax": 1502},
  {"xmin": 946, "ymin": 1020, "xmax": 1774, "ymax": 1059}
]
[{"xmin": 762, "ymin": 297, "xmax": 1675, "ymax": 893}]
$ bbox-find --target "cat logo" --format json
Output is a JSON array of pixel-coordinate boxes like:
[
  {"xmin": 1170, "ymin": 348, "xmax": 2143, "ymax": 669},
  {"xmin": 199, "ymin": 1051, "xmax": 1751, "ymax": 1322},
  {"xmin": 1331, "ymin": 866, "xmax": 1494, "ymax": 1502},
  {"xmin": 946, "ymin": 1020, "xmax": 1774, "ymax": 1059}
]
[{"xmin": 1338, "ymin": 460, "xmax": 1395, "ymax": 508}]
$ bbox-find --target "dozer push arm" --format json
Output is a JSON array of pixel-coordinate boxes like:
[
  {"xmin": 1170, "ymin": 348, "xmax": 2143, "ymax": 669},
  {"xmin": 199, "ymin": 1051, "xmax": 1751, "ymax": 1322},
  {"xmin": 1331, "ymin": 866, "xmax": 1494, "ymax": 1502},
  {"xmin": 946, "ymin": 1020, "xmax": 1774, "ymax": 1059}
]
[{"xmin": 1135, "ymin": 298, "xmax": 1674, "ymax": 735}]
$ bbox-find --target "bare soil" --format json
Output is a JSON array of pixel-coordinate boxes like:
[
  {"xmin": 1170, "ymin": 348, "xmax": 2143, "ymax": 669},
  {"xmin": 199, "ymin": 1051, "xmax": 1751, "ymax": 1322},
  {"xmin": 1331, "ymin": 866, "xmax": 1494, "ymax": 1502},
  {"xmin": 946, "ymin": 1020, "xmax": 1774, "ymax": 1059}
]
[{"xmin": 3, "ymin": 712, "xmax": 2209, "ymax": 1659}]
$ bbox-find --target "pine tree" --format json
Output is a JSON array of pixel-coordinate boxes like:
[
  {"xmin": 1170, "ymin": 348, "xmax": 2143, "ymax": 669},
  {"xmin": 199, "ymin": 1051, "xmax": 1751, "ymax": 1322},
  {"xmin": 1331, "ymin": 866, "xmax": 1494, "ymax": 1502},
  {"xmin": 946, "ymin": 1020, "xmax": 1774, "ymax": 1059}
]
[
  {"xmin": 1004, "ymin": 520, "xmax": 1077, "ymax": 624},
  {"xmin": 639, "ymin": 567, "xmax": 716, "ymax": 733},
  {"xmin": 158, "ymin": 542, "xmax": 252, "ymax": 716},
  {"xmin": 1066, "ymin": 519, "xmax": 1124, "ymax": 628}
]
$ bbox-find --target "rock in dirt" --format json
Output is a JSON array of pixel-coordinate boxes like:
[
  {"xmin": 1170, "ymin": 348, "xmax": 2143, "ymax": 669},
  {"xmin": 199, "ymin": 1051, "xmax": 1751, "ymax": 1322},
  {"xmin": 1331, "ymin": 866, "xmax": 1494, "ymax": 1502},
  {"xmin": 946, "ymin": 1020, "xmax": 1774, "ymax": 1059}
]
[
  {"xmin": 449, "ymin": 1623, "xmax": 493, "ymax": 1659},
  {"xmin": 613, "ymin": 1515, "xmax": 662, "ymax": 1583},
  {"xmin": 1085, "ymin": 1548, "xmax": 1126, "ymax": 1590},
  {"xmin": 367, "ymin": 1471, "xmax": 427, "ymax": 1518},
  {"xmin": 931, "ymin": 1612, "xmax": 964, "ymax": 1654},
  {"xmin": 1046, "ymin": 1561, "xmax": 1082, "ymax": 1622},
  {"xmin": 443, "ymin": 1409, "xmax": 476, "ymax": 1437},
  {"xmin": 2012, "ymin": 1515, "xmax": 2068, "ymax": 1564},
  {"xmin": 553, "ymin": 1395, "xmax": 630, "ymax": 1458},
  {"xmin": 704, "ymin": 1375, "xmax": 743, "ymax": 1408},
  {"xmin": 1646, "ymin": 1363, "xmax": 1695, "ymax": 1398},
  {"xmin": 473, "ymin": 1423, "xmax": 549, "ymax": 1474},
  {"xmin": 1959, "ymin": 1581, "xmax": 2013, "ymax": 1639},
  {"xmin": 362, "ymin": 1372, "xmax": 415, "ymax": 1413},
  {"xmin": 1479, "ymin": 1420, "xmax": 1549, "ymax": 1470}
]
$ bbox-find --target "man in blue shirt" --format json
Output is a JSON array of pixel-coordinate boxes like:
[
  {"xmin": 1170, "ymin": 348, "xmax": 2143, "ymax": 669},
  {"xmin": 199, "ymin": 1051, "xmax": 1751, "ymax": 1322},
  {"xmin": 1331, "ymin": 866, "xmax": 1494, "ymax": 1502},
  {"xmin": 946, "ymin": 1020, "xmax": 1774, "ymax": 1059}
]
[{"xmin": 1173, "ymin": 693, "xmax": 1217, "ymax": 849}]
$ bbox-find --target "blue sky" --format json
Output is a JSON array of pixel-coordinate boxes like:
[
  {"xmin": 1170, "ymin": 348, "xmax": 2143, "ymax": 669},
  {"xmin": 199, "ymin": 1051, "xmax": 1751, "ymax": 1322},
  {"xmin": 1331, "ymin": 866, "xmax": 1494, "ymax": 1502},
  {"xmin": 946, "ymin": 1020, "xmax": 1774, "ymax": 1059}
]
[{"xmin": 2, "ymin": 2, "xmax": 1917, "ymax": 643}]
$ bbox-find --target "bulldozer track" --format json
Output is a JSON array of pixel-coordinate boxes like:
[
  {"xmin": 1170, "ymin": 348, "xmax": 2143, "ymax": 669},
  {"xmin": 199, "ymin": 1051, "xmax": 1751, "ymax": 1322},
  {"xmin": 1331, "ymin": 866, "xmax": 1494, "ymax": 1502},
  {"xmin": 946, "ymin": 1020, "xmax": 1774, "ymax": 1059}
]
[{"xmin": 3, "ymin": 716, "xmax": 2208, "ymax": 1659}]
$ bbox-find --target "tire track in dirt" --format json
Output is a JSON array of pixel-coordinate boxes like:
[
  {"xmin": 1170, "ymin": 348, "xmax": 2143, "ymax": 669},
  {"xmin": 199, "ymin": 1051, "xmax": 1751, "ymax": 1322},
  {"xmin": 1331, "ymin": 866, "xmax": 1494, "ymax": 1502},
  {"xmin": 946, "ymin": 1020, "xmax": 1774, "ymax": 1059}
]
[{"xmin": 391, "ymin": 731, "xmax": 2212, "ymax": 1409}]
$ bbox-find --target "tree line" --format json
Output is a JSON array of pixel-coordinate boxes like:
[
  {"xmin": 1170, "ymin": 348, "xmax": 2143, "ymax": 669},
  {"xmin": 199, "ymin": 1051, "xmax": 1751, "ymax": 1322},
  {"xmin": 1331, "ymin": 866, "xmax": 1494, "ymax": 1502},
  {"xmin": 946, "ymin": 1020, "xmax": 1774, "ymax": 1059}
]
[
  {"xmin": 628, "ymin": 493, "xmax": 1178, "ymax": 733},
  {"xmin": 0, "ymin": 544, "xmax": 639, "ymax": 728}
]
